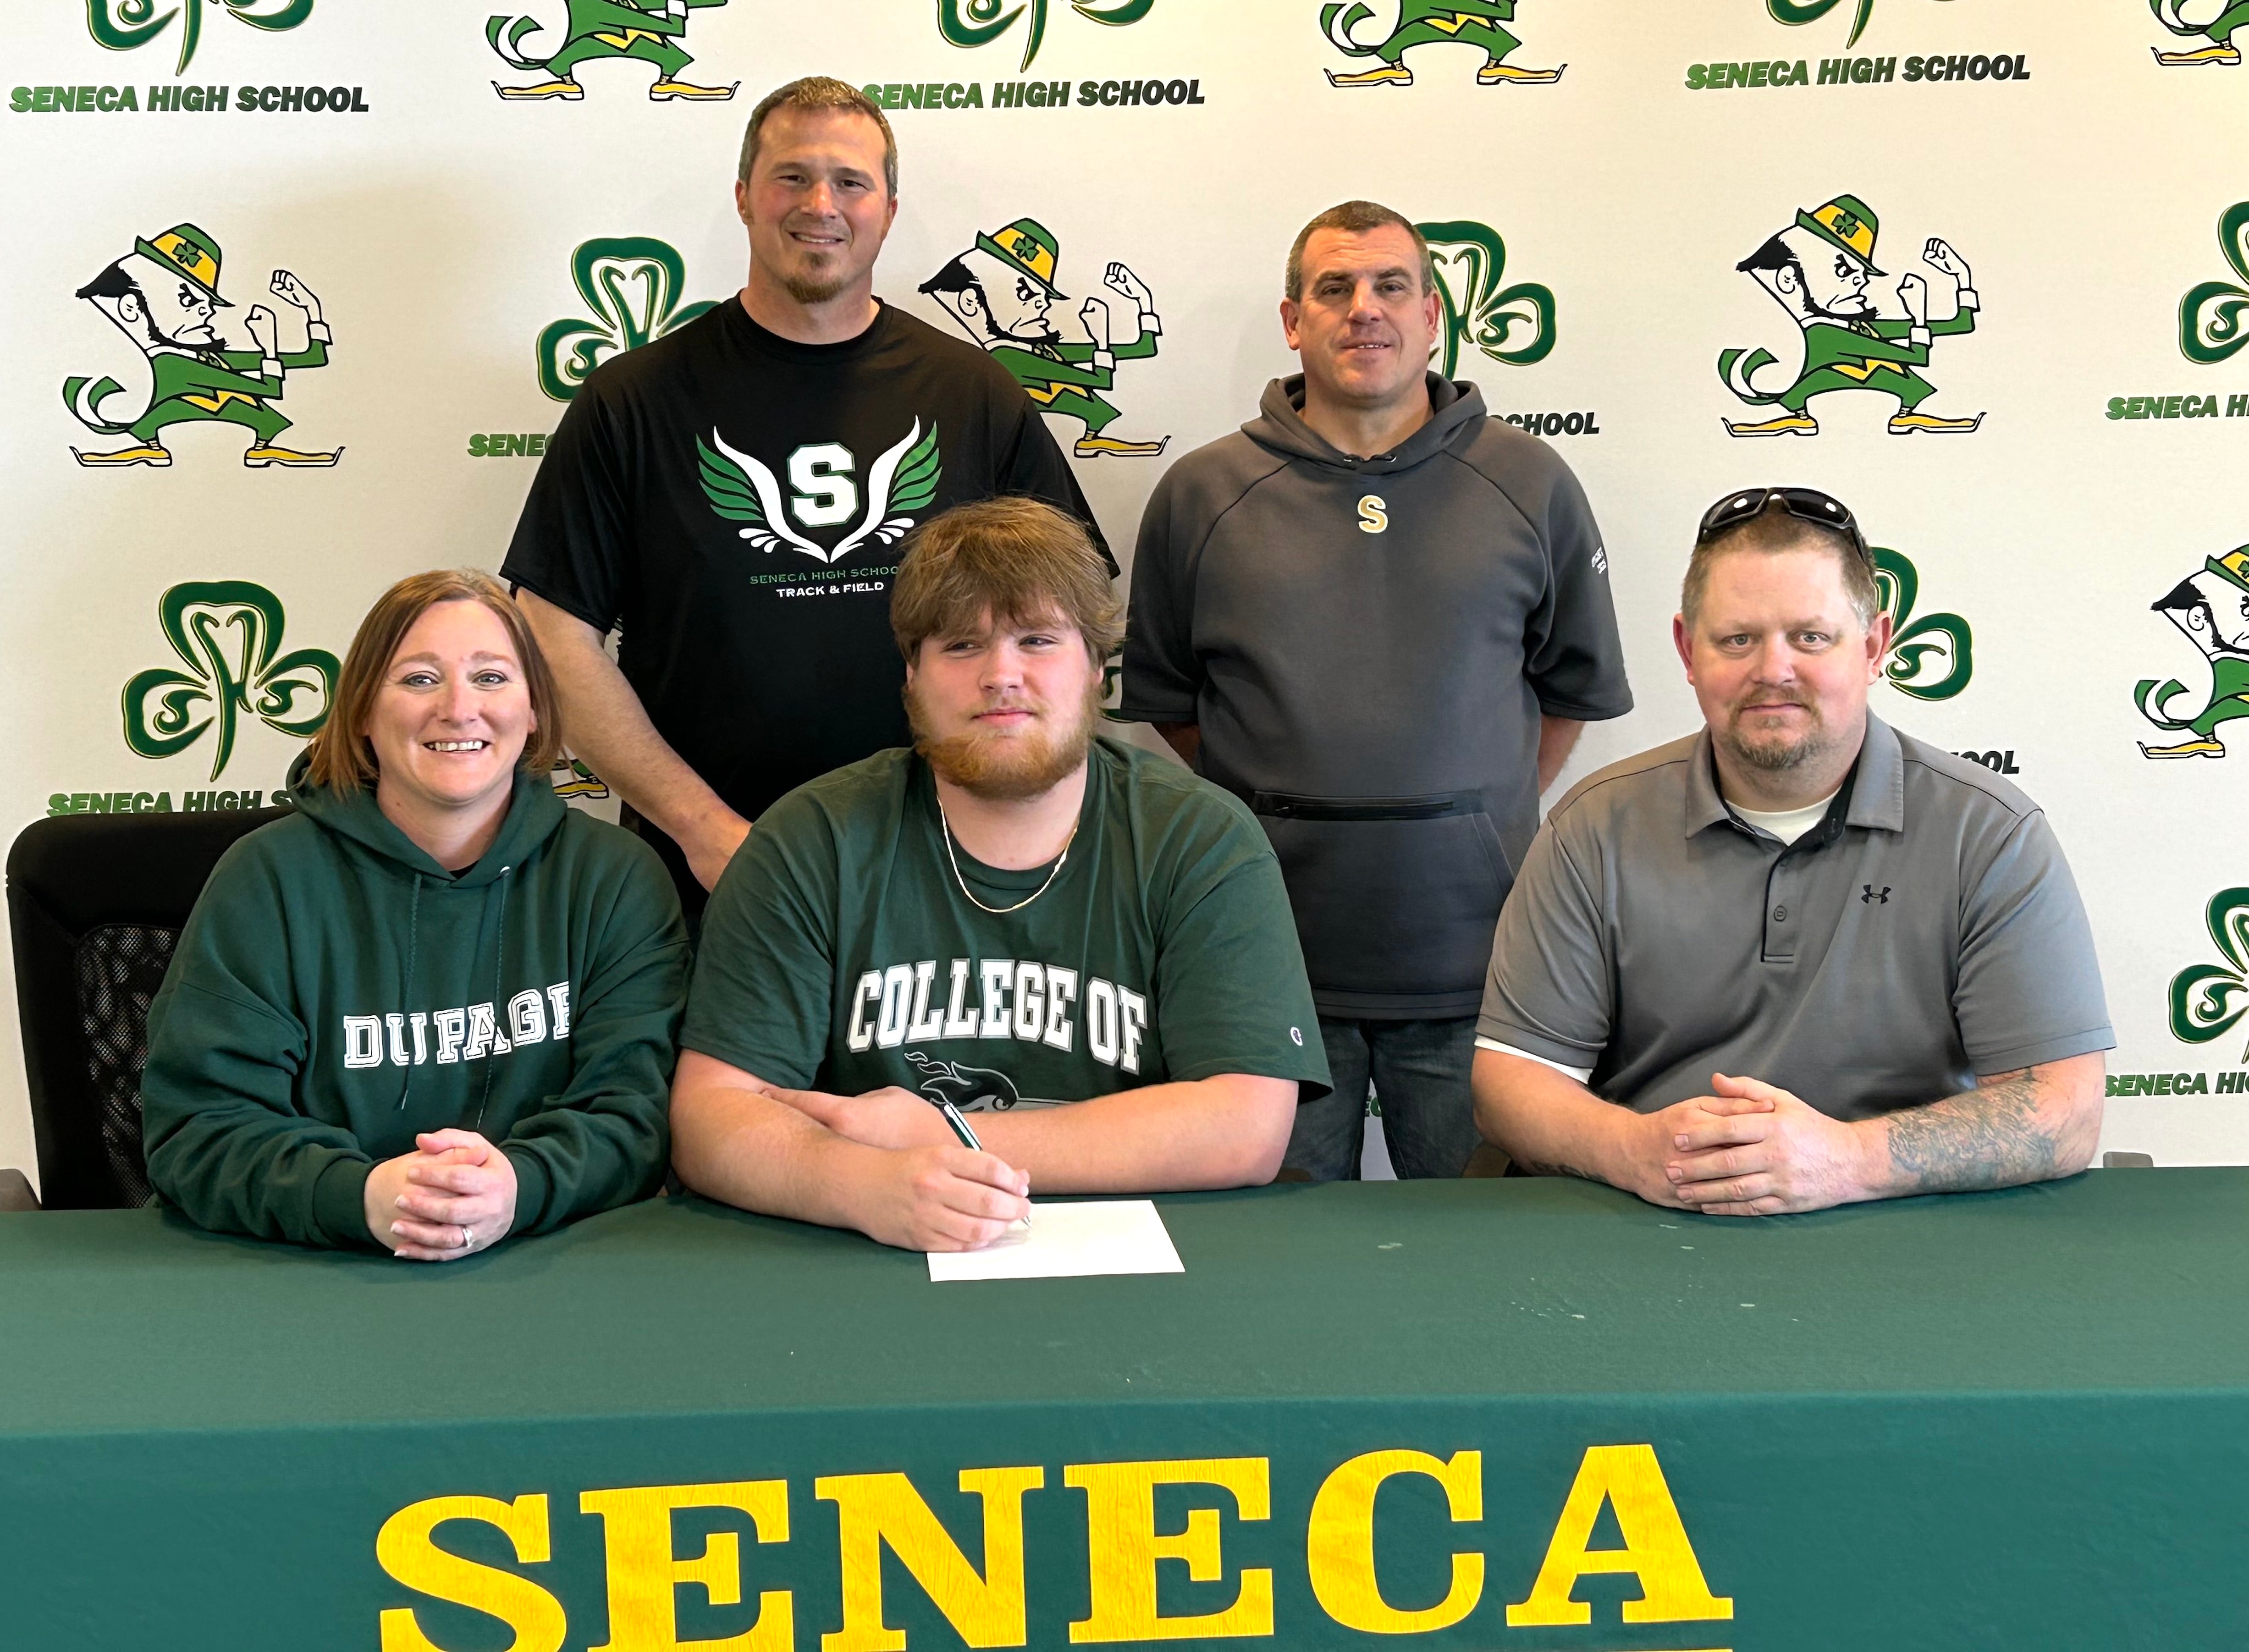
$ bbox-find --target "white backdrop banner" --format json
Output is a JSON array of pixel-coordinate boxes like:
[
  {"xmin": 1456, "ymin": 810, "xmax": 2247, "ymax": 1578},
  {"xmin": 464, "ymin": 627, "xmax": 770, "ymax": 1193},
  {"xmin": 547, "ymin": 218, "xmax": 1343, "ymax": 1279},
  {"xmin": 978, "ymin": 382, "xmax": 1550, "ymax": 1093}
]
[{"xmin": 2, "ymin": 0, "xmax": 2245, "ymax": 1183}]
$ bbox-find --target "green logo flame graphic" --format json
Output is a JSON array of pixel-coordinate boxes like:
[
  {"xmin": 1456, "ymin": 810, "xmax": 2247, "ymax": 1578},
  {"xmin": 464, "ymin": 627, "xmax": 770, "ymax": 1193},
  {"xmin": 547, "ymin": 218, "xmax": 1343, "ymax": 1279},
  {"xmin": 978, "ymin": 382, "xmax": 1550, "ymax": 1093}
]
[
  {"xmin": 538, "ymin": 238, "xmax": 717, "ymax": 403},
  {"xmin": 1417, "ymin": 220, "xmax": 1556, "ymax": 377},
  {"xmin": 2179, "ymin": 202, "xmax": 2249, "ymax": 366},
  {"xmin": 121, "ymin": 581, "xmax": 337, "ymax": 780},
  {"xmin": 937, "ymin": 0, "xmax": 1154, "ymax": 72},
  {"xmin": 2170, "ymin": 887, "xmax": 2249, "ymax": 1055},
  {"xmin": 1872, "ymin": 547, "xmax": 1973, "ymax": 701},
  {"xmin": 86, "ymin": 0, "xmax": 315, "ymax": 78}
]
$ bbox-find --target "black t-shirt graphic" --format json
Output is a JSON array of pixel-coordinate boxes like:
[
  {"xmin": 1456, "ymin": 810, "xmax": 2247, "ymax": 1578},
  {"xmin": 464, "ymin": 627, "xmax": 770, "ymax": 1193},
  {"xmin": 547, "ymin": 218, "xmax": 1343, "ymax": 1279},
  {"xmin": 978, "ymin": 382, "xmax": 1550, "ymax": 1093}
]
[{"xmin": 502, "ymin": 298, "xmax": 1104, "ymax": 894}]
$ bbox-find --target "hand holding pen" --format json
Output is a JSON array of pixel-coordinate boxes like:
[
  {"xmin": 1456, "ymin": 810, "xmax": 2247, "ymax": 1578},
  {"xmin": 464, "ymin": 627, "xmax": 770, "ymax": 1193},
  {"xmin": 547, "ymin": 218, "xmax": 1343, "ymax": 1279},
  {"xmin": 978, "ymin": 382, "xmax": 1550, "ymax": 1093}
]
[{"xmin": 936, "ymin": 1099, "xmax": 1033, "ymax": 1230}]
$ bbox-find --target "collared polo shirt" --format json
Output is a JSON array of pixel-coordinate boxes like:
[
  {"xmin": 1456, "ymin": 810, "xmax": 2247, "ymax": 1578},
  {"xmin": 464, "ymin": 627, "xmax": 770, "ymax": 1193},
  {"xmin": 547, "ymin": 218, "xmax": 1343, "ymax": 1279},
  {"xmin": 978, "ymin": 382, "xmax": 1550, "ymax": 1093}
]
[{"xmin": 1477, "ymin": 715, "xmax": 2113, "ymax": 1120}]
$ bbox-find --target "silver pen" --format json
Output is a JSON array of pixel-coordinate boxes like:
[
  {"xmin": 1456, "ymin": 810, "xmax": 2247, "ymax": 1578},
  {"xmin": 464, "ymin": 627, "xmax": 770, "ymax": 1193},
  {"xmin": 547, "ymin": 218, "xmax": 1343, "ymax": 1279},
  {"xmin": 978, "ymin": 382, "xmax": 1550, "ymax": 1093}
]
[{"xmin": 935, "ymin": 1098, "xmax": 1033, "ymax": 1228}]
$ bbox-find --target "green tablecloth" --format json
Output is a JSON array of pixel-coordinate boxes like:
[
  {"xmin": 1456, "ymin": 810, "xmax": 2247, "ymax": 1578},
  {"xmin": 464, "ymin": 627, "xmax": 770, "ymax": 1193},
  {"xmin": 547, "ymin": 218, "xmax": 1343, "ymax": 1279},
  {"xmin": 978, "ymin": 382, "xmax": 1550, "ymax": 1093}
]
[{"xmin": 3, "ymin": 1171, "xmax": 2244, "ymax": 1650}]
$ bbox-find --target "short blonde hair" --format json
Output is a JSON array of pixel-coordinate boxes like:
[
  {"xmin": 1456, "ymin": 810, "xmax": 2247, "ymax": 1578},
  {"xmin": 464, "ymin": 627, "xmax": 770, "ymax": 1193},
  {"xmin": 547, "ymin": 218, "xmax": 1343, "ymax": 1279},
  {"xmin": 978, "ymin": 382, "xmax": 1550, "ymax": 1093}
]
[
  {"xmin": 892, "ymin": 499, "xmax": 1121, "ymax": 663},
  {"xmin": 303, "ymin": 570, "xmax": 562, "ymax": 793},
  {"xmin": 739, "ymin": 76, "xmax": 898, "ymax": 196}
]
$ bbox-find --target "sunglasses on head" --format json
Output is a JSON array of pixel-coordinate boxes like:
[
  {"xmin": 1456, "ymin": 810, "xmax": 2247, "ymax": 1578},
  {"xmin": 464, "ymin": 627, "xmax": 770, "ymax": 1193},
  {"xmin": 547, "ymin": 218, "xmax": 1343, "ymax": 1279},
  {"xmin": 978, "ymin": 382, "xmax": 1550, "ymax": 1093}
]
[{"xmin": 1695, "ymin": 486, "xmax": 1870, "ymax": 563}]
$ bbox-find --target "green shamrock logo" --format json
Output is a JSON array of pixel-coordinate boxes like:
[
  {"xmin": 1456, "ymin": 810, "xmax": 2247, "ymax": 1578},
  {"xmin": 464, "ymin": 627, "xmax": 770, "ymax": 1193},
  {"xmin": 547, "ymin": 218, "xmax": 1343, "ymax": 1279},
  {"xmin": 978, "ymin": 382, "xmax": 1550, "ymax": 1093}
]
[
  {"xmin": 1767, "ymin": 0, "xmax": 1875, "ymax": 46},
  {"xmin": 122, "ymin": 581, "xmax": 337, "ymax": 780},
  {"xmin": 1418, "ymin": 220, "xmax": 1556, "ymax": 378},
  {"xmin": 537, "ymin": 238, "xmax": 717, "ymax": 403},
  {"xmin": 1766, "ymin": 0, "xmax": 1962, "ymax": 48},
  {"xmin": 2179, "ymin": 201, "xmax": 2249, "ymax": 366},
  {"xmin": 87, "ymin": 0, "xmax": 316, "ymax": 78},
  {"xmin": 2170, "ymin": 888, "xmax": 2249, "ymax": 1055},
  {"xmin": 1872, "ymin": 547, "xmax": 1973, "ymax": 700},
  {"xmin": 938, "ymin": 0, "xmax": 1154, "ymax": 72}
]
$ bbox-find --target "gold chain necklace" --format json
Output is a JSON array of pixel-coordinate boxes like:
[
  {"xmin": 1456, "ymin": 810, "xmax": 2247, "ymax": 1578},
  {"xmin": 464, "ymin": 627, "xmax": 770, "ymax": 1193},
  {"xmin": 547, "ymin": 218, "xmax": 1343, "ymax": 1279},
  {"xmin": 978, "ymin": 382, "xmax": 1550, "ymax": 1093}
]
[{"xmin": 936, "ymin": 795, "xmax": 1079, "ymax": 915}]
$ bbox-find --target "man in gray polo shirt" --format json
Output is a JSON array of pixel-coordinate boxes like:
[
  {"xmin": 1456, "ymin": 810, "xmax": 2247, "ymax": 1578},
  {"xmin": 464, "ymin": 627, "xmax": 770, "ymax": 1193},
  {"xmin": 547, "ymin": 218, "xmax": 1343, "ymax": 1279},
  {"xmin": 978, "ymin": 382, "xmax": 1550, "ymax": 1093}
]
[
  {"xmin": 1473, "ymin": 488, "xmax": 2110, "ymax": 1215},
  {"xmin": 1124, "ymin": 200, "xmax": 1632, "ymax": 1180}
]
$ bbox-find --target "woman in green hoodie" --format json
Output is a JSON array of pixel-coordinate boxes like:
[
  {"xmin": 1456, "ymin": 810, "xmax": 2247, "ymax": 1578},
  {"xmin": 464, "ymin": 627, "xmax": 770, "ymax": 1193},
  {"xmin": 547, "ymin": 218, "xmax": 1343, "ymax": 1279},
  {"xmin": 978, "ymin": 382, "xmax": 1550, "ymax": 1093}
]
[{"xmin": 142, "ymin": 569, "xmax": 689, "ymax": 1257}]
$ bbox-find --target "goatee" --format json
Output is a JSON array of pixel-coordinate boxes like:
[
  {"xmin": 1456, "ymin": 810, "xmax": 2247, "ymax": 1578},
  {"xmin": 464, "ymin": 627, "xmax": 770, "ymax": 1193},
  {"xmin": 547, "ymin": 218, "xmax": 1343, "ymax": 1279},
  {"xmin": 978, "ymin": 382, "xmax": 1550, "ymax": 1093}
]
[
  {"xmin": 910, "ymin": 683, "xmax": 1097, "ymax": 802},
  {"xmin": 1719, "ymin": 700, "xmax": 1836, "ymax": 773},
  {"xmin": 781, "ymin": 266, "xmax": 853, "ymax": 305}
]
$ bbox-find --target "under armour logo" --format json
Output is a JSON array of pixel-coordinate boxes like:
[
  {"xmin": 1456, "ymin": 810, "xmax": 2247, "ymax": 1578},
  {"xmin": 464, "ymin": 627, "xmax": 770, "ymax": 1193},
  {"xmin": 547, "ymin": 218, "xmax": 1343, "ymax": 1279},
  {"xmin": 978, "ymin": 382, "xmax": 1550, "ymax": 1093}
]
[{"xmin": 1862, "ymin": 884, "xmax": 1891, "ymax": 904}]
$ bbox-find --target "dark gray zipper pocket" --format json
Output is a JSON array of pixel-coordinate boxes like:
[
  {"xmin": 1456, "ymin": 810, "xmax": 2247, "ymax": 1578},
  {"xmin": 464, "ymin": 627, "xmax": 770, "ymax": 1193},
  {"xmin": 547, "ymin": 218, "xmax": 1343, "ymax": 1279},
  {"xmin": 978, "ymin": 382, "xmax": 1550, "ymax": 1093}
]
[{"xmin": 1251, "ymin": 788, "xmax": 1485, "ymax": 822}]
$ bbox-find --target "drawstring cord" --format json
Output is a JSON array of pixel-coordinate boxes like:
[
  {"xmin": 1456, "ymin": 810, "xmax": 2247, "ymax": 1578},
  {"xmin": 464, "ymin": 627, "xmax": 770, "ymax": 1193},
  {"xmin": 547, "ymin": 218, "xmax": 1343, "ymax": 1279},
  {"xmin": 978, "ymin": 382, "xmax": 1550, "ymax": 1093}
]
[
  {"xmin": 395, "ymin": 873, "xmax": 422, "ymax": 1111},
  {"xmin": 473, "ymin": 865, "xmax": 512, "ymax": 1131}
]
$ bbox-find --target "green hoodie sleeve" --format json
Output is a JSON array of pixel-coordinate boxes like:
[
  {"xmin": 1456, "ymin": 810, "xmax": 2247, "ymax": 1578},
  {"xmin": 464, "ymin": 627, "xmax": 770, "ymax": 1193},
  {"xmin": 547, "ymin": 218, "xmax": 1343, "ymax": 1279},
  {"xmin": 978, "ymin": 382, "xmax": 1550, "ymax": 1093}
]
[
  {"xmin": 141, "ymin": 840, "xmax": 383, "ymax": 1250},
  {"xmin": 496, "ymin": 835, "xmax": 688, "ymax": 1235}
]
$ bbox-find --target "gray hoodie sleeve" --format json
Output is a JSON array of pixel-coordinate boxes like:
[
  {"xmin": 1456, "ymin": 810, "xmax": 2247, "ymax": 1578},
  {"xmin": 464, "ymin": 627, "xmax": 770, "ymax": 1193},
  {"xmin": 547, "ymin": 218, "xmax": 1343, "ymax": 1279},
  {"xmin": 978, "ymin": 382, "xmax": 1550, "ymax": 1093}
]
[
  {"xmin": 1119, "ymin": 466, "xmax": 1205, "ymax": 724},
  {"xmin": 1513, "ymin": 448, "xmax": 1633, "ymax": 721}
]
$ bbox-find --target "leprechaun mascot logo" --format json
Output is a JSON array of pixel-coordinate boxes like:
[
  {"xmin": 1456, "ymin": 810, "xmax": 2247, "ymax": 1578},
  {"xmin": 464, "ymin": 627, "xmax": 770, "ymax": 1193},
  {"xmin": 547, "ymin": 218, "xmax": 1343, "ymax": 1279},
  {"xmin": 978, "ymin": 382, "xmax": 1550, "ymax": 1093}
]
[
  {"xmin": 1320, "ymin": 0, "xmax": 1563, "ymax": 87},
  {"xmin": 2135, "ymin": 545, "xmax": 2249, "ymax": 759},
  {"xmin": 486, "ymin": 0, "xmax": 739, "ymax": 101},
  {"xmin": 1720, "ymin": 195, "xmax": 1984, "ymax": 438},
  {"xmin": 65, "ymin": 223, "xmax": 340, "ymax": 469},
  {"xmin": 921, "ymin": 219, "xmax": 1167, "ymax": 459},
  {"xmin": 551, "ymin": 755, "xmax": 610, "ymax": 798},
  {"xmin": 2150, "ymin": 0, "xmax": 2249, "ymax": 67}
]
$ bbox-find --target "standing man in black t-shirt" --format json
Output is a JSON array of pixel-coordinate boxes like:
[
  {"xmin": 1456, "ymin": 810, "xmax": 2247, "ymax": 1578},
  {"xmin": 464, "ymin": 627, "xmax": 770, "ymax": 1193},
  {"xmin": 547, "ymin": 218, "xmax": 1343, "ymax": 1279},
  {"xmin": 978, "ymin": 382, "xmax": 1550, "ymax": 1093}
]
[{"xmin": 502, "ymin": 76, "xmax": 1102, "ymax": 920}]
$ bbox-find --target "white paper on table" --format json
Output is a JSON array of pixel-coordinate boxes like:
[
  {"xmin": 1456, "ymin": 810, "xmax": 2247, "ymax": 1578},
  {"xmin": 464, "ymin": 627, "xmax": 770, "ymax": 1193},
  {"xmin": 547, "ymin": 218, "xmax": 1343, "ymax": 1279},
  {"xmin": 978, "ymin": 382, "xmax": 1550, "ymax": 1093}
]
[{"xmin": 926, "ymin": 1199, "xmax": 1185, "ymax": 1282}]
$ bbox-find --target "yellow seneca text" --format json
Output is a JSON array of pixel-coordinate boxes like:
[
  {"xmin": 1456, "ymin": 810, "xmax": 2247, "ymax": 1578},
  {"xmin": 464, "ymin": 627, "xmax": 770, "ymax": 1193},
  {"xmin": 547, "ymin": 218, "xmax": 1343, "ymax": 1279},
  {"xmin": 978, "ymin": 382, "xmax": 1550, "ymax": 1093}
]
[
  {"xmin": 377, "ymin": 1493, "xmax": 568, "ymax": 1652},
  {"xmin": 578, "ymin": 1480, "xmax": 794, "ymax": 1652},
  {"xmin": 1306, "ymin": 1449, "xmax": 1484, "ymax": 1634},
  {"xmin": 1505, "ymin": 1444, "xmax": 1734, "ymax": 1627},
  {"xmin": 816, "ymin": 1467, "xmax": 1046, "ymax": 1652},
  {"xmin": 1065, "ymin": 1457, "xmax": 1273, "ymax": 1642}
]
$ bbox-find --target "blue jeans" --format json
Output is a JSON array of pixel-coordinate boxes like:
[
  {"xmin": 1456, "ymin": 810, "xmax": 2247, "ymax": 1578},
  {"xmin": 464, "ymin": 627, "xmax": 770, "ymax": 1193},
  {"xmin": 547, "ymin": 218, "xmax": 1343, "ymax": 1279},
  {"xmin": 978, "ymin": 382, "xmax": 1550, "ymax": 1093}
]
[{"xmin": 1285, "ymin": 1016, "xmax": 1481, "ymax": 1180}]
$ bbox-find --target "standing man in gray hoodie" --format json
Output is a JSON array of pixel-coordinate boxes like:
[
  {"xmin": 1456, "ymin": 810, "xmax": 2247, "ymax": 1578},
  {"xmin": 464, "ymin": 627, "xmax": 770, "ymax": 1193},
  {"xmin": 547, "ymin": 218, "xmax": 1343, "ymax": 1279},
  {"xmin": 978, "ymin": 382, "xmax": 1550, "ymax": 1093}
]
[{"xmin": 1120, "ymin": 200, "xmax": 1632, "ymax": 1179}]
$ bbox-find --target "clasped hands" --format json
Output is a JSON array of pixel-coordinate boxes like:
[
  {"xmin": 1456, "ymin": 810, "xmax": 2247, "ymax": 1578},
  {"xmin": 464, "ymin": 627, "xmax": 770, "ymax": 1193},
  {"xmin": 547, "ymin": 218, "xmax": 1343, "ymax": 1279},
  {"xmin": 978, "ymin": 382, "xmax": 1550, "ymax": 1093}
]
[
  {"xmin": 758, "ymin": 1080, "xmax": 1031, "ymax": 1253},
  {"xmin": 1630, "ymin": 1074, "xmax": 1877, "ymax": 1217},
  {"xmin": 364, "ymin": 1129, "xmax": 519, "ymax": 1261}
]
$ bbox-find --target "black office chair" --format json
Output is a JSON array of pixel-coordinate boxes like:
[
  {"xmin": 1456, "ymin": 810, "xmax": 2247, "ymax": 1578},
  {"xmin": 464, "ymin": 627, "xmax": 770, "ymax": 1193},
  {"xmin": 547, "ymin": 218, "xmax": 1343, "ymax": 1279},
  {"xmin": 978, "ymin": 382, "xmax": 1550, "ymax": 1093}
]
[{"xmin": 5, "ymin": 807, "xmax": 292, "ymax": 1210}]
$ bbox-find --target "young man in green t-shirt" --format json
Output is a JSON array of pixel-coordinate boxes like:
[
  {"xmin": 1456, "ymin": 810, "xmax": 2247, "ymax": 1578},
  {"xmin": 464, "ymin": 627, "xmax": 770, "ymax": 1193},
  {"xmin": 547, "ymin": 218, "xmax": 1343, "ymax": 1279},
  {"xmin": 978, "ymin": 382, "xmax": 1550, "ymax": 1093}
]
[{"xmin": 671, "ymin": 498, "xmax": 1330, "ymax": 1250}]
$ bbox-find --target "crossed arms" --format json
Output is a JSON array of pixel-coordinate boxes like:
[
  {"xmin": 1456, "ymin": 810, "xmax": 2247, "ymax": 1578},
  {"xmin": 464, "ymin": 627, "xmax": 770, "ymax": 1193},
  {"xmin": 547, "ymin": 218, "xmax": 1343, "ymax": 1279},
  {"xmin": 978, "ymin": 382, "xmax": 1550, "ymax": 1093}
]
[
  {"xmin": 1472, "ymin": 1049, "xmax": 2105, "ymax": 1217},
  {"xmin": 671, "ymin": 1050, "xmax": 1296, "ymax": 1250}
]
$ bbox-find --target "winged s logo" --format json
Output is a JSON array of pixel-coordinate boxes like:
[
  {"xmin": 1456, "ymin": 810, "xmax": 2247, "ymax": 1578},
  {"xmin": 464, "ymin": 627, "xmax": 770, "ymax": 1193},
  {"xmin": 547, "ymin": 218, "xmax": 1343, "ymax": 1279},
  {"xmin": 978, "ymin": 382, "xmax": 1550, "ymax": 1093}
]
[{"xmin": 696, "ymin": 419, "xmax": 943, "ymax": 565}]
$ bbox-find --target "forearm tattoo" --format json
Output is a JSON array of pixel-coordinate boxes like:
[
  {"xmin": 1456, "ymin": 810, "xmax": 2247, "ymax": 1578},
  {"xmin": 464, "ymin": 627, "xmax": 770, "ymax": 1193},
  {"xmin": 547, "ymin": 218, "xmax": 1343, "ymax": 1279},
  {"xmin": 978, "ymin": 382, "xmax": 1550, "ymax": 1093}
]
[{"xmin": 1883, "ymin": 1069, "xmax": 2061, "ymax": 1193}]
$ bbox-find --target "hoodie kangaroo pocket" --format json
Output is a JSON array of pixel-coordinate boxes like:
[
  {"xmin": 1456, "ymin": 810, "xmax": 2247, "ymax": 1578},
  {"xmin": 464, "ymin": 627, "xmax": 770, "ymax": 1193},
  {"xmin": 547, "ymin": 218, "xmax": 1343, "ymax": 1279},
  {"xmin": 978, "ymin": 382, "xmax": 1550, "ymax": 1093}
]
[{"xmin": 1251, "ymin": 790, "xmax": 1513, "ymax": 1000}]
